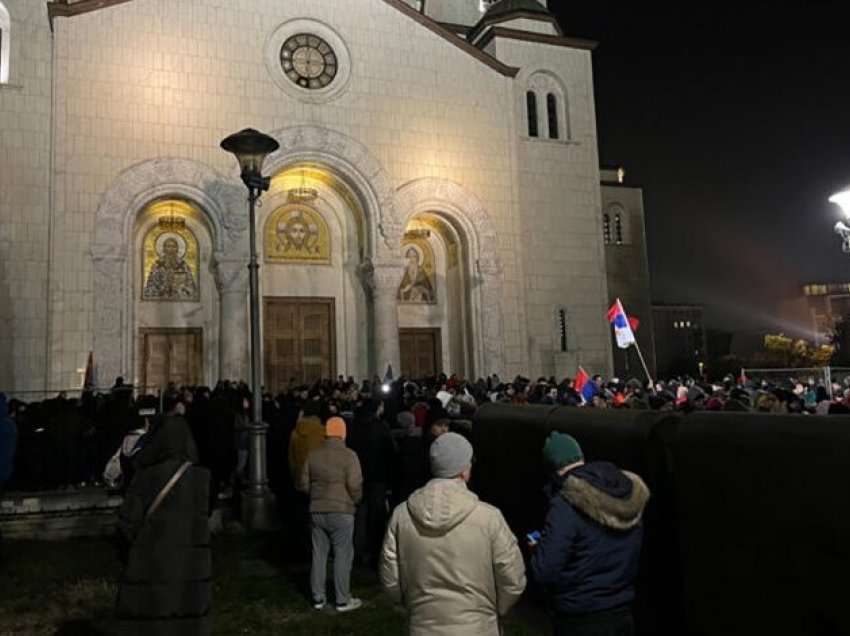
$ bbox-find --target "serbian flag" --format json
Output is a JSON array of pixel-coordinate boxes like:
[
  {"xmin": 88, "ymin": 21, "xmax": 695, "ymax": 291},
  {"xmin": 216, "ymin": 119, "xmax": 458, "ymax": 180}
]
[
  {"xmin": 607, "ymin": 299, "xmax": 637, "ymax": 349},
  {"xmin": 574, "ymin": 367, "xmax": 597, "ymax": 403}
]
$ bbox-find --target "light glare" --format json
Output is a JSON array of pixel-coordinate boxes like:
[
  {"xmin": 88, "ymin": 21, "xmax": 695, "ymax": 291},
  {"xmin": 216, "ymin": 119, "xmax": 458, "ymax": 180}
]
[{"xmin": 829, "ymin": 190, "xmax": 850, "ymax": 218}]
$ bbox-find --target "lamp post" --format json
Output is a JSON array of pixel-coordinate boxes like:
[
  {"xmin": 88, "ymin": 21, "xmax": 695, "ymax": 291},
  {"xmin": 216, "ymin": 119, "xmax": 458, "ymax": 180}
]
[
  {"xmin": 831, "ymin": 189, "xmax": 850, "ymax": 253},
  {"xmin": 221, "ymin": 128, "xmax": 280, "ymax": 529}
]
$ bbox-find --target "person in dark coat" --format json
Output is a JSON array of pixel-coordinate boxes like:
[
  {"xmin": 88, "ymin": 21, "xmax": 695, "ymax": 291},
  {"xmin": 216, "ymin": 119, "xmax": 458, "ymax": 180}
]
[
  {"xmin": 391, "ymin": 411, "xmax": 428, "ymax": 506},
  {"xmin": 530, "ymin": 432, "xmax": 650, "ymax": 636},
  {"xmin": 347, "ymin": 398, "xmax": 395, "ymax": 566},
  {"xmin": 115, "ymin": 408, "xmax": 211, "ymax": 636},
  {"xmin": 0, "ymin": 393, "xmax": 17, "ymax": 490}
]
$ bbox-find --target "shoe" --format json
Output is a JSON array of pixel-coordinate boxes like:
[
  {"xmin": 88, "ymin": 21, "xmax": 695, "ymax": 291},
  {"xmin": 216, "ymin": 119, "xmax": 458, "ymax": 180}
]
[
  {"xmin": 336, "ymin": 598, "xmax": 363, "ymax": 613},
  {"xmin": 312, "ymin": 599, "xmax": 326, "ymax": 610}
]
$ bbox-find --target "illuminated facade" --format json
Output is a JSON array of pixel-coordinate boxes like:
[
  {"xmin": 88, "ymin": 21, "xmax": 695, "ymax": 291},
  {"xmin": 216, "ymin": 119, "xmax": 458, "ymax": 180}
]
[{"xmin": 0, "ymin": 0, "xmax": 619, "ymax": 394}]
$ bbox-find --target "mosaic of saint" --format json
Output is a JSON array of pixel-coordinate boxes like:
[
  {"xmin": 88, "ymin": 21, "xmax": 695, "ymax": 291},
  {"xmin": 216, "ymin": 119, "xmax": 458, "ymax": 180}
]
[
  {"xmin": 265, "ymin": 204, "xmax": 331, "ymax": 264},
  {"xmin": 142, "ymin": 217, "xmax": 200, "ymax": 302},
  {"xmin": 398, "ymin": 237, "xmax": 436, "ymax": 304}
]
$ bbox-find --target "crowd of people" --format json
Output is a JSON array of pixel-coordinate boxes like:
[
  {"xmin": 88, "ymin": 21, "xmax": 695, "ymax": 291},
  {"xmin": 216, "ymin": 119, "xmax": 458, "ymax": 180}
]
[
  {"xmin": 77, "ymin": 375, "xmax": 650, "ymax": 636},
  {"xmin": 2, "ymin": 369, "xmax": 849, "ymax": 495},
  {"xmin": 2, "ymin": 369, "xmax": 847, "ymax": 634}
]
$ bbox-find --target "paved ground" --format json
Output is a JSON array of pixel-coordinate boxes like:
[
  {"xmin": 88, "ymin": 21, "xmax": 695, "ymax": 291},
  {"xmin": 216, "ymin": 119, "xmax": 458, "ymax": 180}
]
[{"xmin": 0, "ymin": 531, "xmax": 549, "ymax": 635}]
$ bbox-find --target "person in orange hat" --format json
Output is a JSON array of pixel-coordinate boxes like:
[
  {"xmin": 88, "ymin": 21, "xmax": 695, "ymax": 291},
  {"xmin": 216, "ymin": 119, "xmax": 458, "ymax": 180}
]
[{"xmin": 297, "ymin": 416, "xmax": 364, "ymax": 613}]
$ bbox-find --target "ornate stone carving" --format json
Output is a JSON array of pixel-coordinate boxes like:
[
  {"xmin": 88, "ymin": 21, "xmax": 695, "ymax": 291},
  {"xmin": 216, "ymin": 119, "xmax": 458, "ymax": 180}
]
[
  {"xmin": 91, "ymin": 158, "xmax": 246, "ymax": 384},
  {"xmin": 356, "ymin": 258, "xmax": 404, "ymax": 297},
  {"xmin": 212, "ymin": 254, "xmax": 249, "ymax": 294}
]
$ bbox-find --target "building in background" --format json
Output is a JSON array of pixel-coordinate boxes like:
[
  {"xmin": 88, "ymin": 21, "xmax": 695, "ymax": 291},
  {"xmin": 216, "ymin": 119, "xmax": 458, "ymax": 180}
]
[
  {"xmin": 652, "ymin": 305, "xmax": 706, "ymax": 378},
  {"xmin": 601, "ymin": 165, "xmax": 657, "ymax": 378},
  {"xmin": 0, "ymin": 0, "xmax": 625, "ymax": 395}
]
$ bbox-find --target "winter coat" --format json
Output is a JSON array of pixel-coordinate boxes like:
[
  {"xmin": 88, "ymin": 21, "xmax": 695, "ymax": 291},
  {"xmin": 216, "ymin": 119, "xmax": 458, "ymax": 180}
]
[
  {"xmin": 288, "ymin": 415, "xmax": 324, "ymax": 482},
  {"xmin": 0, "ymin": 394, "xmax": 17, "ymax": 488},
  {"xmin": 380, "ymin": 478, "xmax": 526, "ymax": 636},
  {"xmin": 394, "ymin": 435, "xmax": 428, "ymax": 504},
  {"xmin": 115, "ymin": 416, "xmax": 211, "ymax": 636},
  {"xmin": 530, "ymin": 462, "xmax": 650, "ymax": 616},
  {"xmin": 297, "ymin": 438, "xmax": 363, "ymax": 515},
  {"xmin": 348, "ymin": 414, "xmax": 395, "ymax": 484}
]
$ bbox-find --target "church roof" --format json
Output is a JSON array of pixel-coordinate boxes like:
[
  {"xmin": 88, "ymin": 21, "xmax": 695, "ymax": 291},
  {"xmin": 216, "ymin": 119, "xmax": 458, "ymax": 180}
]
[
  {"xmin": 47, "ymin": 0, "xmax": 520, "ymax": 77},
  {"xmin": 482, "ymin": 0, "xmax": 553, "ymax": 21}
]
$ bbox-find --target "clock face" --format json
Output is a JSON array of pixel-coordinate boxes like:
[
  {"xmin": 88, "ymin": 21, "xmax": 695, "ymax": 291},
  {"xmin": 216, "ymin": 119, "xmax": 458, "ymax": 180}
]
[{"xmin": 280, "ymin": 34, "xmax": 338, "ymax": 90}]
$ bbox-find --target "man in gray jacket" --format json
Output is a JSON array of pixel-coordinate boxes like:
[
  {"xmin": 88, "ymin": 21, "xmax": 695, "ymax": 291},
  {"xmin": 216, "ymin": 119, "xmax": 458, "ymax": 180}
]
[
  {"xmin": 297, "ymin": 416, "xmax": 363, "ymax": 612},
  {"xmin": 379, "ymin": 432, "xmax": 526, "ymax": 635}
]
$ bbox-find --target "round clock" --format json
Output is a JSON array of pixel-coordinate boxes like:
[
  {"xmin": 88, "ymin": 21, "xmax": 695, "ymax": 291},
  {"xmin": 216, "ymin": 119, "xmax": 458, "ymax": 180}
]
[{"xmin": 280, "ymin": 34, "xmax": 338, "ymax": 90}]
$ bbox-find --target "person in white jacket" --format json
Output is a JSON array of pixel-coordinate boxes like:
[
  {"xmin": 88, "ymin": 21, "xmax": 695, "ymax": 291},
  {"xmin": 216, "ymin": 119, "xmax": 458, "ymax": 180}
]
[{"xmin": 379, "ymin": 432, "xmax": 526, "ymax": 636}]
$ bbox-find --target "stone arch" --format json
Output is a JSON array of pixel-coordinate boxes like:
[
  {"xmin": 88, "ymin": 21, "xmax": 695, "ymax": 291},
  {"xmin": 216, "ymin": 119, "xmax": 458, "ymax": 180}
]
[
  {"xmin": 260, "ymin": 126, "xmax": 402, "ymax": 263},
  {"xmin": 395, "ymin": 177, "xmax": 505, "ymax": 376},
  {"xmin": 91, "ymin": 158, "xmax": 247, "ymax": 386}
]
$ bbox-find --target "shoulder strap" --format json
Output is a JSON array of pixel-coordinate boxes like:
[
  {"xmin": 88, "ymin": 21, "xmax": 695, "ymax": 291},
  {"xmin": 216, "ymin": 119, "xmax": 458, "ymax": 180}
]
[{"xmin": 145, "ymin": 461, "xmax": 192, "ymax": 521}]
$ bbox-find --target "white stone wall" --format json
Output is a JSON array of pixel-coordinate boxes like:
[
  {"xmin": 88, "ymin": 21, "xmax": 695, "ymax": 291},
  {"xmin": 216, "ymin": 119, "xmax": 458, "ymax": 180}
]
[
  {"xmin": 1, "ymin": 0, "xmax": 613, "ymax": 388},
  {"xmin": 494, "ymin": 35, "xmax": 613, "ymax": 378},
  {"xmin": 0, "ymin": 0, "xmax": 52, "ymax": 395}
]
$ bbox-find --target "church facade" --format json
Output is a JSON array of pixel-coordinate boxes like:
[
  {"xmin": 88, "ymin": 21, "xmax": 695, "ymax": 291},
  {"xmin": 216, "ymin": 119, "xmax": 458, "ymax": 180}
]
[{"xmin": 0, "ymin": 0, "xmax": 619, "ymax": 395}]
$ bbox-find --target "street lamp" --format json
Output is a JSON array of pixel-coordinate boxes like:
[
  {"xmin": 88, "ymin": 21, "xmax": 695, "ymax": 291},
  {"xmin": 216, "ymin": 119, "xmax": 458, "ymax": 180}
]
[{"xmin": 221, "ymin": 128, "xmax": 280, "ymax": 529}]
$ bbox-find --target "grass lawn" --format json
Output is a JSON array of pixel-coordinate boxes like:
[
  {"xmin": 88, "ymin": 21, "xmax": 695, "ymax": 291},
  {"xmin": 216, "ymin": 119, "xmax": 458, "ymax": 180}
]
[{"xmin": 0, "ymin": 531, "xmax": 548, "ymax": 635}]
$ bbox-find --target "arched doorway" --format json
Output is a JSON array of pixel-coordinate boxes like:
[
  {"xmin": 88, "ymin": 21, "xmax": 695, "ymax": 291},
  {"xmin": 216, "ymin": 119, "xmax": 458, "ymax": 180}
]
[
  {"xmin": 132, "ymin": 199, "xmax": 218, "ymax": 391},
  {"xmin": 397, "ymin": 212, "xmax": 473, "ymax": 378},
  {"xmin": 256, "ymin": 163, "xmax": 370, "ymax": 391}
]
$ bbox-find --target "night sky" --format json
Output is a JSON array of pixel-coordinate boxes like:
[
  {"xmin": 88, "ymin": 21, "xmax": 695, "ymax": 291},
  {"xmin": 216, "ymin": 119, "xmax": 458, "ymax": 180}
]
[{"xmin": 551, "ymin": 3, "xmax": 850, "ymax": 334}]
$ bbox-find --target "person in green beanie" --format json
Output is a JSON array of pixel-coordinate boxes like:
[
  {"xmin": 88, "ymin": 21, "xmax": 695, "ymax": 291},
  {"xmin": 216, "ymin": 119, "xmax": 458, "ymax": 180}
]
[{"xmin": 530, "ymin": 432, "xmax": 650, "ymax": 636}]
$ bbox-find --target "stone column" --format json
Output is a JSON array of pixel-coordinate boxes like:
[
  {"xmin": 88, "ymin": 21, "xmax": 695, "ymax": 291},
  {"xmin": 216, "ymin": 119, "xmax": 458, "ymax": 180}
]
[
  {"xmin": 214, "ymin": 255, "xmax": 250, "ymax": 383},
  {"xmin": 362, "ymin": 260, "xmax": 404, "ymax": 377},
  {"xmin": 91, "ymin": 245, "xmax": 128, "ymax": 389}
]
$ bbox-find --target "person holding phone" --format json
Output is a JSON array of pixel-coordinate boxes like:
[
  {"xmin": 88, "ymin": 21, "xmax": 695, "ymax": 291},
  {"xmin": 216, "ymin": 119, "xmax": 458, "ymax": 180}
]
[{"xmin": 529, "ymin": 432, "xmax": 650, "ymax": 636}]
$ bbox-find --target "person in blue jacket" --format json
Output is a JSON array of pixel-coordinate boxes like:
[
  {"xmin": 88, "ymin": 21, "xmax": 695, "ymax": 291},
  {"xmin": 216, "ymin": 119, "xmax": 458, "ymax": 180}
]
[{"xmin": 529, "ymin": 432, "xmax": 650, "ymax": 636}]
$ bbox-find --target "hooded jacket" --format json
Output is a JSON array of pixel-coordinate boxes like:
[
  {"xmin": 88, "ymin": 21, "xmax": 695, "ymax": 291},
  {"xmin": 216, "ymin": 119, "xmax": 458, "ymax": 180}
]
[
  {"xmin": 288, "ymin": 415, "xmax": 324, "ymax": 481},
  {"xmin": 530, "ymin": 461, "xmax": 650, "ymax": 615},
  {"xmin": 379, "ymin": 478, "xmax": 526, "ymax": 636},
  {"xmin": 116, "ymin": 416, "xmax": 211, "ymax": 635}
]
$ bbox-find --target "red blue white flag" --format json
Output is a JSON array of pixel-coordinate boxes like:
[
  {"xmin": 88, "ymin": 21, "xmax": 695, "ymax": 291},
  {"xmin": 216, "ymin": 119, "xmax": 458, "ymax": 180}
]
[{"xmin": 607, "ymin": 298, "xmax": 637, "ymax": 349}]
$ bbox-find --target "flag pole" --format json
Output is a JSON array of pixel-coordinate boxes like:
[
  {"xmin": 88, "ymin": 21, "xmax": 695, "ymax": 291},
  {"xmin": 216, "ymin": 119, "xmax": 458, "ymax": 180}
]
[{"xmin": 632, "ymin": 340, "xmax": 654, "ymax": 388}]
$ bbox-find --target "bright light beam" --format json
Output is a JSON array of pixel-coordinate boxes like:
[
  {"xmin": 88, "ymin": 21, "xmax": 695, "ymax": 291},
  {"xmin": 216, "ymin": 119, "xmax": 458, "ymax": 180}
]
[{"xmin": 829, "ymin": 189, "xmax": 850, "ymax": 218}]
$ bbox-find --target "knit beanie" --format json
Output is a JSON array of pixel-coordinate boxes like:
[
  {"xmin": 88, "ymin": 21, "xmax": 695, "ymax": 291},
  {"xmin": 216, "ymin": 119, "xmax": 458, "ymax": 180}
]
[
  {"xmin": 429, "ymin": 432, "xmax": 474, "ymax": 478},
  {"xmin": 325, "ymin": 416, "xmax": 346, "ymax": 440},
  {"xmin": 542, "ymin": 432, "xmax": 584, "ymax": 470}
]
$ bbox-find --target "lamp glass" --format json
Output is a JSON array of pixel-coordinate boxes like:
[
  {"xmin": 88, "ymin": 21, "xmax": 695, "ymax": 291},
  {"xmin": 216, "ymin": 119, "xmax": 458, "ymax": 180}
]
[
  {"xmin": 220, "ymin": 128, "xmax": 280, "ymax": 178},
  {"xmin": 829, "ymin": 190, "xmax": 850, "ymax": 219}
]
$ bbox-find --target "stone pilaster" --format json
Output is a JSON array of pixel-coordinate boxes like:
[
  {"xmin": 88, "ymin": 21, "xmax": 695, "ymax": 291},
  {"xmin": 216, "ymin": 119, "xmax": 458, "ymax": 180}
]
[
  {"xmin": 360, "ymin": 259, "xmax": 404, "ymax": 377},
  {"xmin": 91, "ymin": 244, "xmax": 128, "ymax": 388},
  {"xmin": 214, "ymin": 254, "xmax": 250, "ymax": 383}
]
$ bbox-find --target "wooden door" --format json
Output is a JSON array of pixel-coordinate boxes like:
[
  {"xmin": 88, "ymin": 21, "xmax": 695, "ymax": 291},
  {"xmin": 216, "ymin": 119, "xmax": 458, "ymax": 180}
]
[
  {"xmin": 140, "ymin": 328, "xmax": 203, "ymax": 390},
  {"xmin": 264, "ymin": 298, "xmax": 335, "ymax": 391},
  {"xmin": 399, "ymin": 328, "xmax": 442, "ymax": 379}
]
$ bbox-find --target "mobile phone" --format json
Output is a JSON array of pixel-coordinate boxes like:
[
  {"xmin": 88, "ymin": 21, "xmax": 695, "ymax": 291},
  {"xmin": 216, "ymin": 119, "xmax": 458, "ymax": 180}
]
[{"xmin": 527, "ymin": 530, "xmax": 541, "ymax": 543}]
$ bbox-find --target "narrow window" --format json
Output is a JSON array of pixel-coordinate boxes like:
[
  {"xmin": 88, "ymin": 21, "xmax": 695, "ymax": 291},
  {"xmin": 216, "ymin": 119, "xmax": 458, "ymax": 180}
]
[
  {"xmin": 526, "ymin": 91, "xmax": 539, "ymax": 138},
  {"xmin": 558, "ymin": 309, "xmax": 568, "ymax": 352},
  {"xmin": 615, "ymin": 214, "xmax": 623, "ymax": 244},
  {"xmin": 0, "ymin": 2, "xmax": 10, "ymax": 84},
  {"xmin": 603, "ymin": 214, "xmax": 611, "ymax": 245},
  {"xmin": 547, "ymin": 93, "xmax": 559, "ymax": 139}
]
